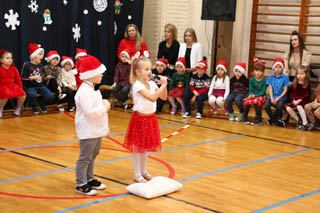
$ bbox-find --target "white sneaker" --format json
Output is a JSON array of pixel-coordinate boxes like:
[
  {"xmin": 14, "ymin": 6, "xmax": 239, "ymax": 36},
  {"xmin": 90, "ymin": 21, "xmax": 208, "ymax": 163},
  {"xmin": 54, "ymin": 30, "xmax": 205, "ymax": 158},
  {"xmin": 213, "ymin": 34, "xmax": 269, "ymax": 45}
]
[
  {"xmin": 182, "ymin": 112, "xmax": 191, "ymax": 118},
  {"xmin": 13, "ymin": 108, "xmax": 21, "ymax": 116},
  {"xmin": 195, "ymin": 112, "xmax": 202, "ymax": 119},
  {"xmin": 57, "ymin": 104, "xmax": 64, "ymax": 112},
  {"xmin": 58, "ymin": 93, "xmax": 67, "ymax": 100}
]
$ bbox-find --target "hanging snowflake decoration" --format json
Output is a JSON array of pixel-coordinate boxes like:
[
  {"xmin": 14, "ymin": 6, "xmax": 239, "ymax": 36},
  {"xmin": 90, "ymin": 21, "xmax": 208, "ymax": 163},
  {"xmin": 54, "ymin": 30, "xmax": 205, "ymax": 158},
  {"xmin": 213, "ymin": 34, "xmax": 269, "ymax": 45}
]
[
  {"xmin": 83, "ymin": 9, "xmax": 88, "ymax": 15},
  {"xmin": 4, "ymin": 9, "xmax": 20, "ymax": 30},
  {"xmin": 72, "ymin": 23, "xmax": 81, "ymax": 43},
  {"xmin": 128, "ymin": 15, "xmax": 132, "ymax": 20},
  {"xmin": 97, "ymin": 20, "xmax": 102, "ymax": 26},
  {"xmin": 28, "ymin": 0, "xmax": 39, "ymax": 13},
  {"xmin": 93, "ymin": 0, "xmax": 108, "ymax": 12},
  {"xmin": 42, "ymin": 26, "xmax": 47, "ymax": 31},
  {"xmin": 114, "ymin": 21, "xmax": 117, "ymax": 35},
  {"xmin": 63, "ymin": 0, "xmax": 68, "ymax": 6}
]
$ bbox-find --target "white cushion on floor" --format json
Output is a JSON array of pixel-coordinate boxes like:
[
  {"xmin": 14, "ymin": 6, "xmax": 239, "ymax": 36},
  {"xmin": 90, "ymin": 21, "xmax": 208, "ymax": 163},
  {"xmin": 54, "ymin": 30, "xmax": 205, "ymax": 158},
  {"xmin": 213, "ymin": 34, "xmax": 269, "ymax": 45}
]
[{"xmin": 126, "ymin": 176, "xmax": 183, "ymax": 199}]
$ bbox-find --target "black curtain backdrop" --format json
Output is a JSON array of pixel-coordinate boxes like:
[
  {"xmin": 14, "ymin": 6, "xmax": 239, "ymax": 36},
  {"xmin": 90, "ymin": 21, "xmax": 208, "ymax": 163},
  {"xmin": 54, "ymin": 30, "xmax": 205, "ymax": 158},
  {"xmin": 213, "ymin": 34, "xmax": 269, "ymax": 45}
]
[{"xmin": 0, "ymin": 0, "xmax": 144, "ymax": 85}]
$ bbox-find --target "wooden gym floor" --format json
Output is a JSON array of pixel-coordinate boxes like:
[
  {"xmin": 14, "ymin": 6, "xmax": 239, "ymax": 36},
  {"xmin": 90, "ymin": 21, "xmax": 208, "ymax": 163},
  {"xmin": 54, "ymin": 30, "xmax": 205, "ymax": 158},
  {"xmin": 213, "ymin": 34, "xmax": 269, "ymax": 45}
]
[{"xmin": 0, "ymin": 105, "xmax": 319, "ymax": 213}]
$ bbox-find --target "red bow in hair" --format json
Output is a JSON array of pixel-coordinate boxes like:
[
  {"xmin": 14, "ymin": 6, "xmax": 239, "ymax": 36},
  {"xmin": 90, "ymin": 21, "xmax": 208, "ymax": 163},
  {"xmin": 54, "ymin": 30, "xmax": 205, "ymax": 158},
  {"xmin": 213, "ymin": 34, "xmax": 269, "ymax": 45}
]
[{"xmin": 0, "ymin": 49, "xmax": 6, "ymax": 55}]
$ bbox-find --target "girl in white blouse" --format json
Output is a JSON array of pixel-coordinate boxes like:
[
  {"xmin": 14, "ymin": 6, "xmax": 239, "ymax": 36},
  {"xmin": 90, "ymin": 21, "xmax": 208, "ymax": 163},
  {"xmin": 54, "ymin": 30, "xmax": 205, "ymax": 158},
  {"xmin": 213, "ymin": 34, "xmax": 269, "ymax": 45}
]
[
  {"xmin": 123, "ymin": 57, "xmax": 168, "ymax": 183},
  {"xmin": 208, "ymin": 60, "xmax": 230, "ymax": 115}
]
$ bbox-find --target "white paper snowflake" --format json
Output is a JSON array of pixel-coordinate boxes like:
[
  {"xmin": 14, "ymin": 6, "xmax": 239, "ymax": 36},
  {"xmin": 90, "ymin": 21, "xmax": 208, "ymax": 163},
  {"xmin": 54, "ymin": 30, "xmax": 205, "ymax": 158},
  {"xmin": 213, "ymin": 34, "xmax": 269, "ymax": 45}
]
[
  {"xmin": 42, "ymin": 26, "xmax": 47, "ymax": 31},
  {"xmin": 28, "ymin": 0, "xmax": 39, "ymax": 13},
  {"xmin": 83, "ymin": 9, "xmax": 88, "ymax": 15},
  {"xmin": 128, "ymin": 15, "xmax": 132, "ymax": 20},
  {"xmin": 63, "ymin": 0, "xmax": 68, "ymax": 6},
  {"xmin": 72, "ymin": 23, "xmax": 81, "ymax": 43},
  {"xmin": 114, "ymin": 21, "xmax": 117, "ymax": 35},
  {"xmin": 93, "ymin": 0, "xmax": 108, "ymax": 12},
  {"xmin": 4, "ymin": 9, "xmax": 20, "ymax": 30},
  {"xmin": 97, "ymin": 20, "xmax": 102, "ymax": 26}
]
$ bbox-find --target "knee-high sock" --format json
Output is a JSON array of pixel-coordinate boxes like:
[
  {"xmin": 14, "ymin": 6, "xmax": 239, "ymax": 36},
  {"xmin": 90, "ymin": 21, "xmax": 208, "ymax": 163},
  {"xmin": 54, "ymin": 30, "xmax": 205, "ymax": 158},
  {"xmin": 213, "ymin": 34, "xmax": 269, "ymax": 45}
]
[
  {"xmin": 297, "ymin": 105, "xmax": 308, "ymax": 125},
  {"xmin": 140, "ymin": 153, "xmax": 148, "ymax": 175},
  {"xmin": 132, "ymin": 153, "xmax": 141, "ymax": 178}
]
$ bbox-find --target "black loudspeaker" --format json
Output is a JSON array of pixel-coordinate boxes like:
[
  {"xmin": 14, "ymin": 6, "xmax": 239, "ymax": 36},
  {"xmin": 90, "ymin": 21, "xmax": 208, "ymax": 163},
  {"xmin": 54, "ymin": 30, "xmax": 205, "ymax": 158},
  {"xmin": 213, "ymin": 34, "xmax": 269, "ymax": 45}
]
[{"xmin": 201, "ymin": 0, "xmax": 237, "ymax": 21}]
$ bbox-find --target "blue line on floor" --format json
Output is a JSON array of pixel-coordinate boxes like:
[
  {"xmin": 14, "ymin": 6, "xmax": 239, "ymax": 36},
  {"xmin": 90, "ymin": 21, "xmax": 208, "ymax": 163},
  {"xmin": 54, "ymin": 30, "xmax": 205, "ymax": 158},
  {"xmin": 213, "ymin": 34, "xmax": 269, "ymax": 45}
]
[
  {"xmin": 54, "ymin": 148, "xmax": 312, "ymax": 212},
  {"xmin": 0, "ymin": 134, "xmax": 242, "ymax": 184},
  {"xmin": 251, "ymin": 189, "xmax": 320, "ymax": 213},
  {"xmin": 0, "ymin": 122, "xmax": 186, "ymax": 153}
]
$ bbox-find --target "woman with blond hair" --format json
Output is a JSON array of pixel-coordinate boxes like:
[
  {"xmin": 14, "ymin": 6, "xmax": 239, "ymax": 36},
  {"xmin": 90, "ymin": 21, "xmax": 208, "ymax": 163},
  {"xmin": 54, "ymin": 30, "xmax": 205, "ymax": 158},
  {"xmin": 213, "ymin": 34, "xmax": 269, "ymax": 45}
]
[
  {"xmin": 117, "ymin": 24, "xmax": 150, "ymax": 59},
  {"xmin": 178, "ymin": 28, "xmax": 203, "ymax": 73},
  {"xmin": 157, "ymin": 23, "xmax": 180, "ymax": 70}
]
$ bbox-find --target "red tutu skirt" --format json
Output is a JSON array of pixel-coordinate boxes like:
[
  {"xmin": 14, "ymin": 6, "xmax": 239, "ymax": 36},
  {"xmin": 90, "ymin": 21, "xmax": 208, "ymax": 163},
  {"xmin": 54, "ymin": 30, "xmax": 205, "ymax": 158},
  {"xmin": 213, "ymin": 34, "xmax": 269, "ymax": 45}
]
[
  {"xmin": 168, "ymin": 87, "xmax": 184, "ymax": 99},
  {"xmin": 243, "ymin": 95, "xmax": 267, "ymax": 108},
  {"xmin": 211, "ymin": 89, "xmax": 225, "ymax": 97},
  {"xmin": 123, "ymin": 112, "xmax": 161, "ymax": 153}
]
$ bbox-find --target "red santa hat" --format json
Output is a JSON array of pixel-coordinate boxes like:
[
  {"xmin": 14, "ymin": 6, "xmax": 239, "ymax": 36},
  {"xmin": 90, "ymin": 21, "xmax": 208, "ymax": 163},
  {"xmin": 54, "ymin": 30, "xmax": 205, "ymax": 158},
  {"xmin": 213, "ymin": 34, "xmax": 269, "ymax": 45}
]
[
  {"xmin": 195, "ymin": 60, "xmax": 208, "ymax": 71},
  {"xmin": 156, "ymin": 58, "xmax": 168, "ymax": 67},
  {"xmin": 61, "ymin": 56, "xmax": 74, "ymax": 68},
  {"xmin": 75, "ymin": 48, "xmax": 87, "ymax": 60},
  {"xmin": 272, "ymin": 58, "xmax": 285, "ymax": 70},
  {"xmin": 45, "ymin": 50, "xmax": 60, "ymax": 63},
  {"xmin": 216, "ymin": 60, "xmax": 227, "ymax": 72},
  {"xmin": 29, "ymin": 43, "xmax": 44, "ymax": 60},
  {"xmin": 78, "ymin": 55, "xmax": 106, "ymax": 80},
  {"xmin": 175, "ymin": 57, "xmax": 186, "ymax": 70},
  {"xmin": 119, "ymin": 49, "xmax": 130, "ymax": 59},
  {"xmin": 143, "ymin": 50, "xmax": 151, "ymax": 58},
  {"xmin": 233, "ymin": 62, "xmax": 247, "ymax": 75}
]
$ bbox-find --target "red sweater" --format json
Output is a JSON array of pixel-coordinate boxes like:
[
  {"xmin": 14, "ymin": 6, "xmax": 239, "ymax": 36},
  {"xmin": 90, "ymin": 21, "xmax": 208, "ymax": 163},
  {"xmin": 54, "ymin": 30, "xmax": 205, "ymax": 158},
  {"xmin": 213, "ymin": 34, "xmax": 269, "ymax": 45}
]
[
  {"xmin": 117, "ymin": 38, "xmax": 149, "ymax": 59},
  {"xmin": 288, "ymin": 82, "xmax": 311, "ymax": 107}
]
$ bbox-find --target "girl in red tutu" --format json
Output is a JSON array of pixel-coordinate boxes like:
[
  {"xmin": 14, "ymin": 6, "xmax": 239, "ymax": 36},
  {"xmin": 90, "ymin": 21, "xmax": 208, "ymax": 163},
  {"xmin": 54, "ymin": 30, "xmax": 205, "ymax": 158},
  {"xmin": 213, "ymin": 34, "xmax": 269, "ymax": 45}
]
[
  {"xmin": 123, "ymin": 57, "xmax": 168, "ymax": 183},
  {"xmin": 0, "ymin": 49, "xmax": 26, "ymax": 117}
]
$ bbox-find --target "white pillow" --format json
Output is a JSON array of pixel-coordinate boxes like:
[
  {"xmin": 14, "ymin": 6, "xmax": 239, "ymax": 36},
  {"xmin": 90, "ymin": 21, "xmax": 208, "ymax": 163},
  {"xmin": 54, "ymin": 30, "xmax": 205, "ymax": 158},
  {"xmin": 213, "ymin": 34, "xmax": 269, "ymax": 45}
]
[{"xmin": 126, "ymin": 176, "xmax": 183, "ymax": 199}]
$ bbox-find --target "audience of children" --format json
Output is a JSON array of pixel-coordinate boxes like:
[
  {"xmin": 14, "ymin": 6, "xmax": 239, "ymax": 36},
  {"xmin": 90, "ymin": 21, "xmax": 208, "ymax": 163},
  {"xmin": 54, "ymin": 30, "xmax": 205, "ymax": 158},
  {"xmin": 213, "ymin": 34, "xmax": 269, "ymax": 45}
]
[
  {"xmin": 225, "ymin": 62, "xmax": 249, "ymax": 121},
  {"xmin": 111, "ymin": 49, "xmax": 131, "ymax": 109},
  {"xmin": 0, "ymin": 49, "xmax": 26, "ymax": 117},
  {"xmin": 183, "ymin": 60, "xmax": 210, "ymax": 119},
  {"xmin": 21, "ymin": 43, "xmax": 55, "ymax": 114},
  {"xmin": 208, "ymin": 60, "xmax": 230, "ymax": 115},
  {"xmin": 168, "ymin": 57, "xmax": 190, "ymax": 115},
  {"xmin": 58, "ymin": 56, "xmax": 77, "ymax": 112},
  {"xmin": 286, "ymin": 65, "xmax": 312, "ymax": 130},
  {"xmin": 265, "ymin": 58, "xmax": 290, "ymax": 127},
  {"xmin": 305, "ymin": 85, "xmax": 320, "ymax": 131},
  {"xmin": 242, "ymin": 58, "xmax": 267, "ymax": 125},
  {"xmin": 152, "ymin": 58, "xmax": 172, "ymax": 113},
  {"xmin": 41, "ymin": 50, "xmax": 65, "ymax": 112}
]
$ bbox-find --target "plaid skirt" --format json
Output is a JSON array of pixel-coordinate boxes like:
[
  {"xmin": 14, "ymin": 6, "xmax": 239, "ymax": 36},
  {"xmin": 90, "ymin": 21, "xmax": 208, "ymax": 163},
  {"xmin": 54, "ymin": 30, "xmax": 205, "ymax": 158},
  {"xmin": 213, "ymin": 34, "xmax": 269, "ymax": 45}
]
[
  {"xmin": 168, "ymin": 87, "xmax": 184, "ymax": 99},
  {"xmin": 211, "ymin": 89, "xmax": 225, "ymax": 97},
  {"xmin": 243, "ymin": 95, "xmax": 267, "ymax": 108}
]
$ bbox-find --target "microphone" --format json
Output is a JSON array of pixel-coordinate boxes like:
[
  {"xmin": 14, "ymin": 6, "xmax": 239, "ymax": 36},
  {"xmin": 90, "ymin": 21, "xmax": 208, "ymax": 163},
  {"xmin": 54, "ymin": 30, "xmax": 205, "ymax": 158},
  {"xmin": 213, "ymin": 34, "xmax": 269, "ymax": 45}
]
[{"xmin": 150, "ymin": 74, "xmax": 160, "ymax": 80}]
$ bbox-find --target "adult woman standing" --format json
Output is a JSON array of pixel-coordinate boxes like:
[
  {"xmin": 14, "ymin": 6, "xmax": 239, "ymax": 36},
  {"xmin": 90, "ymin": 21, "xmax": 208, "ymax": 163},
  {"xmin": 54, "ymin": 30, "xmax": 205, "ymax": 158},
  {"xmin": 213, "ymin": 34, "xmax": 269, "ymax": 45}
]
[
  {"xmin": 178, "ymin": 28, "xmax": 203, "ymax": 73},
  {"xmin": 284, "ymin": 31, "xmax": 311, "ymax": 81},
  {"xmin": 117, "ymin": 24, "xmax": 150, "ymax": 59},
  {"xmin": 157, "ymin": 23, "xmax": 180, "ymax": 70}
]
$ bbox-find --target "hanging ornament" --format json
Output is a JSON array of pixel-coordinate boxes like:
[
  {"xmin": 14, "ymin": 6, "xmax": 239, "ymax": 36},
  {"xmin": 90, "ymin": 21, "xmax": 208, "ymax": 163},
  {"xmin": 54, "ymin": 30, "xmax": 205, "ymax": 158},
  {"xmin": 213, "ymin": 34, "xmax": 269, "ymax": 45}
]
[
  {"xmin": 97, "ymin": 20, "xmax": 102, "ymax": 26},
  {"xmin": 72, "ymin": 23, "xmax": 81, "ymax": 43},
  {"xmin": 4, "ymin": 9, "xmax": 20, "ymax": 30},
  {"xmin": 114, "ymin": 0, "xmax": 123, "ymax": 15},
  {"xmin": 128, "ymin": 15, "xmax": 132, "ymax": 20},
  {"xmin": 93, "ymin": 0, "xmax": 108, "ymax": 12},
  {"xmin": 42, "ymin": 26, "xmax": 47, "ymax": 31},
  {"xmin": 63, "ymin": 0, "xmax": 68, "ymax": 6},
  {"xmin": 43, "ymin": 9, "xmax": 53, "ymax": 25},
  {"xmin": 28, "ymin": 0, "xmax": 39, "ymax": 13},
  {"xmin": 83, "ymin": 9, "xmax": 89, "ymax": 15}
]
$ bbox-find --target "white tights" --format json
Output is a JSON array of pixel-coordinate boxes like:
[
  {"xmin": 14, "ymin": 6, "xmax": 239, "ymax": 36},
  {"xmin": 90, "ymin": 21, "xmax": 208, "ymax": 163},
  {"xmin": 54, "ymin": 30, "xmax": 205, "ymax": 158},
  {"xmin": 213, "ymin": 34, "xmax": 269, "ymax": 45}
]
[
  {"xmin": 208, "ymin": 95, "xmax": 225, "ymax": 109},
  {"xmin": 286, "ymin": 105, "xmax": 308, "ymax": 125},
  {"xmin": 132, "ymin": 152, "xmax": 148, "ymax": 178}
]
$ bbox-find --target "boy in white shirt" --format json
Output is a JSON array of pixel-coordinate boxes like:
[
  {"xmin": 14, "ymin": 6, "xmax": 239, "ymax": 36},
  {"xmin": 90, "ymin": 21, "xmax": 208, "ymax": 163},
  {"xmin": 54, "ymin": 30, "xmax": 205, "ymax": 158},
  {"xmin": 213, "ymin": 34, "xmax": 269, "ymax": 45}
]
[{"xmin": 74, "ymin": 55, "xmax": 110, "ymax": 196}]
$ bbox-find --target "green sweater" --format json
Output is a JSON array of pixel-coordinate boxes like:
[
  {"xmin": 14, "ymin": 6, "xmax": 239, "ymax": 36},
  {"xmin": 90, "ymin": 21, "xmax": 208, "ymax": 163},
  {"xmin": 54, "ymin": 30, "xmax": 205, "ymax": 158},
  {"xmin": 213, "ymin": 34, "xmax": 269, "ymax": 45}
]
[
  {"xmin": 249, "ymin": 77, "xmax": 267, "ymax": 97},
  {"xmin": 169, "ymin": 72, "xmax": 190, "ymax": 93}
]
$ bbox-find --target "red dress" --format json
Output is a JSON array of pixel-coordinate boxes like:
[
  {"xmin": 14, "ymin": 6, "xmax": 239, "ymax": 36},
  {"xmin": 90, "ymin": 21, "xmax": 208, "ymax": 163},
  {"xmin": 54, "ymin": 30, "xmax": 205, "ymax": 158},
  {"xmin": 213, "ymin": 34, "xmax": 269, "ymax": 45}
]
[{"xmin": 0, "ymin": 65, "xmax": 26, "ymax": 99}]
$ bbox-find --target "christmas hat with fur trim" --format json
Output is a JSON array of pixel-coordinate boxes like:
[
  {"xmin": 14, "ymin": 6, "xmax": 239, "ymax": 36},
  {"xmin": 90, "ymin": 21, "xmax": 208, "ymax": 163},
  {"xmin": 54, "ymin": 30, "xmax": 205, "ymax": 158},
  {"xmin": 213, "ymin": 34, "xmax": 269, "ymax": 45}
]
[
  {"xmin": 156, "ymin": 58, "xmax": 168, "ymax": 67},
  {"xmin": 120, "ymin": 49, "xmax": 130, "ymax": 59},
  {"xmin": 272, "ymin": 58, "xmax": 285, "ymax": 70},
  {"xmin": 75, "ymin": 48, "xmax": 87, "ymax": 60},
  {"xmin": 216, "ymin": 60, "xmax": 227, "ymax": 72},
  {"xmin": 29, "ymin": 43, "xmax": 44, "ymax": 60},
  {"xmin": 233, "ymin": 62, "xmax": 247, "ymax": 75},
  {"xmin": 195, "ymin": 60, "xmax": 208, "ymax": 70},
  {"xmin": 61, "ymin": 56, "xmax": 74, "ymax": 68},
  {"xmin": 175, "ymin": 57, "xmax": 186, "ymax": 70},
  {"xmin": 78, "ymin": 55, "xmax": 106, "ymax": 80},
  {"xmin": 45, "ymin": 50, "xmax": 60, "ymax": 63}
]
